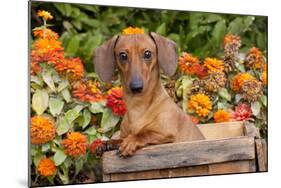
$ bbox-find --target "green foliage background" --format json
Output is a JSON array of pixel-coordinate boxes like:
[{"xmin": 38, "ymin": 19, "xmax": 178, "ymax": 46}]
[{"xmin": 31, "ymin": 2, "xmax": 267, "ymax": 73}]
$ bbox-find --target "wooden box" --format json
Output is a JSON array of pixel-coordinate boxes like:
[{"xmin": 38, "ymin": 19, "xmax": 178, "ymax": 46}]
[{"xmin": 102, "ymin": 121, "xmax": 267, "ymax": 182}]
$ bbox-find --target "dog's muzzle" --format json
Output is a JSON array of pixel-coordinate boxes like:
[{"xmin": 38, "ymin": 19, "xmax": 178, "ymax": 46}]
[{"xmin": 130, "ymin": 79, "xmax": 143, "ymax": 93}]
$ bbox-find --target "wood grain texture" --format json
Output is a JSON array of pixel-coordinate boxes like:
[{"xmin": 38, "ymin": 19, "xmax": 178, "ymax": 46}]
[
  {"xmin": 197, "ymin": 121, "xmax": 244, "ymax": 140},
  {"xmin": 103, "ymin": 160, "xmax": 255, "ymax": 182},
  {"xmin": 102, "ymin": 136, "xmax": 255, "ymax": 174},
  {"xmin": 243, "ymin": 121, "xmax": 260, "ymax": 138},
  {"xmin": 255, "ymin": 139, "xmax": 268, "ymax": 171}
]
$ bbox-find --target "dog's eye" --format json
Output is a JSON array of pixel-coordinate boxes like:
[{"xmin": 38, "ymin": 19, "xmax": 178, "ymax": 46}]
[
  {"xmin": 144, "ymin": 50, "xmax": 152, "ymax": 60},
  {"xmin": 119, "ymin": 52, "xmax": 128, "ymax": 62}
]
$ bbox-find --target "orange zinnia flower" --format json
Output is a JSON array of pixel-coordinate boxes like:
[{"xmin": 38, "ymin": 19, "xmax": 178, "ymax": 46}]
[
  {"xmin": 214, "ymin": 109, "xmax": 230, "ymax": 123},
  {"xmin": 33, "ymin": 28, "xmax": 59, "ymax": 40},
  {"xmin": 231, "ymin": 72, "xmax": 255, "ymax": 92},
  {"xmin": 178, "ymin": 52, "xmax": 207, "ymax": 78},
  {"xmin": 62, "ymin": 132, "xmax": 87, "ymax": 157},
  {"xmin": 122, "ymin": 26, "xmax": 145, "ymax": 35},
  {"xmin": 55, "ymin": 58, "xmax": 84, "ymax": 80},
  {"xmin": 31, "ymin": 116, "xmax": 56, "ymax": 145},
  {"xmin": 72, "ymin": 80, "xmax": 104, "ymax": 102},
  {"xmin": 203, "ymin": 57, "xmax": 224, "ymax": 73},
  {"xmin": 37, "ymin": 158, "xmax": 56, "ymax": 177},
  {"xmin": 37, "ymin": 10, "xmax": 53, "ymax": 20},
  {"xmin": 188, "ymin": 93, "xmax": 212, "ymax": 117},
  {"xmin": 33, "ymin": 38, "xmax": 63, "ymax": 54}
]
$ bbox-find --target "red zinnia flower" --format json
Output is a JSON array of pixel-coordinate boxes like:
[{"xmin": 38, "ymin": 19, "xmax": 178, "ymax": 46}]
[
  {"xmin": 232, "ymin": 103, "xmax": 253, "ymax": 121},
  {"xmin": 89, "ymin": 139, "xmax": 104, "ymax": 154},
  {"xmin": 106, "ymin": 87, "xmax": 126, "ymax": 116}
]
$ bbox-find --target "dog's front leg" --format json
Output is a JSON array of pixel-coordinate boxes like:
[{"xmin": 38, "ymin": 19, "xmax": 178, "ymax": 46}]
[{"xmin": 119, "ymin": 130, "xmax": 175, "ymax": 156}]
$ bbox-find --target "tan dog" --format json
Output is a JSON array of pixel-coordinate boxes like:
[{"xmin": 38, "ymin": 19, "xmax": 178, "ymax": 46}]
[{"xmin": 94, "ymin": 32, "xmax": 204, "ymax": 156}]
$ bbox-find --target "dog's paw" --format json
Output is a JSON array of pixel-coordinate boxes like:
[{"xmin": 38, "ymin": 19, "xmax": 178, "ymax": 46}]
[{"xmin": 119, "ymin": 135, "xmax": 139, "ymax": 157}]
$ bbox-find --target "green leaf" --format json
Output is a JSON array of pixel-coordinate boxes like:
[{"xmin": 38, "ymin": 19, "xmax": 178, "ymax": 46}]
[
  {"xmin": 61, "ymin": 88, "xmax": 71, "ymax": 103},
  {"xmin": 156, "ymin": 23, "xmax": 166, "ymax": 36},
  {"xmin": 235, "ymin": 62, "xmax": 245, "ymax": 72},
  {"xmin": 228, "ymin": 17, "xmax": 244, "ymax": 34},
  {"xmin": 41, "ymin": 143, "xmax": 50, "ymax": 153},
  {"xmin": 49, "ymin": 98, "xmax": 64, "ymax": 116},
  {"xmin": 82, "ymin": 109, "xmax": 91, "ymax": 129},
  {"xmin": 33, "ymin": 154, "xmax": 44, "ymax": 167},
  {"xmin": 65, "ymin": 35, "xmax": 80, "ymax": 56},
  {"xmin": 218, "ymin": 88, "xmax": 231, "ymax": 101},
  {"xmin": 89, "ymin": 101, "xmax": 105, "ymax": 114},
  {"xmin": 84, "ymin": 126, "xmax": 96, "ymax": 135},
  {"xmin": 57, "ymin": 79, "xmax": 69, "ymax": 92},
  {"xmin": 260, "ymin": 95, "xmax": 267, "ymax": 107},
  {"xmin": 56, "ymin": 117, "xmax": 70, "ymax": 135},
  {"xmin": 54, "ymin": 149, "xmax": 67, "ymax": 166},
  {"xmin": 32, "ymin": 89, "xmax": 49, "ymax": 115},
  {"xmin": 251, "ymin": 101, "xmax": 261, "ymax": 116},
  {"xmin": 65, "ymin": 105, "xmax": 84, "ymax": 124},
  {"xmin": 99, "ymin": 108, "xmax": 120, "ymax": 133},
  {"xmin": 31, "ymin": 75, "xmax": 43, "ymax": 86},
  {"xmin": 42, "ymin": 69, "xmax": 56, "ymax": 92},
  {"xmin": 75, "ymin": 158, "xmax": 84, "ymax": 175},
  {"xmin": 212, "ymin": 20, "xmax": 226, "ymax": 46}
]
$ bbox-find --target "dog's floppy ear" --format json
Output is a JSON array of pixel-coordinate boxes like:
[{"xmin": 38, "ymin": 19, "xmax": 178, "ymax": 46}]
[
  {"xmin": 149, "ymin": 32, "xmax": 178, "ymax": 76},
  {"xmin": 93, "ymin": 35, "xmax": 119, "ymax": 82}
]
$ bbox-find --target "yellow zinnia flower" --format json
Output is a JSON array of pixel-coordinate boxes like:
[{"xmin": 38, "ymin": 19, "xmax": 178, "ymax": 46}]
[
  {"xmin": 122, "ymin": 26, "xmax": 145, "ymax": 35},
  {"xmin": 188, "ymin": 93, "xmax": 212, "ymax": 117},
  {"xmin": 204, "ymin": 57, "xmax": 224, "ymax": 73},
  {"xmin": 37, "ymin": 10, "xmax": 53, "ymax": 20}
]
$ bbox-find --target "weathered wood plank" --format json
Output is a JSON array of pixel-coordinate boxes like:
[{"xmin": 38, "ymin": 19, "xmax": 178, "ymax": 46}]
[
  {"xmin": 103, "ymin": 160, "xmax": 255, "ymax": 182},
  {"xmin": 103, "ymin": 136, "xmax": 255, "ymax": 174},
  {"xmin": 243, "ymin": 121, "xmax": 260, "ymax": 138},
  {"xmin": 197, "ymin": 121, "xmax": 244, "ymax": 140},
  {"xmin": 255, "ymin": 139, "xmax": 268, "ymax": 171}
]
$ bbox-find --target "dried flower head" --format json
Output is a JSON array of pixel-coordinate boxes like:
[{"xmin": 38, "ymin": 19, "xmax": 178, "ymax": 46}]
[
  {"xmin": 214, "ymin": 109, "xmax": 230, "ymax": 123},
  {"xmin": 62, "ymin": 132, "xmax": 87, "ymax": 157},
  {"xmin": 178, "ymin": 52, "xmax": 208, "ymax": 78},
  {"xmin": 245, "ymin": 47, "xmax": 265, "ymax": 70},
  {"xmin": 106, "ymin": 87, "xmax": 126, "ymax": 116},
  {"xmin": 232, "ymin": 103, "xmax": 253, "ymax": 121},
  {"xmin": 31, "ymin": 116, "xmax": 56, "ymax": 145},
  {"xmin": 203, "ymin": 72, "xmax": 227, "ymax": 92},
  {"xmin": 231, "ymin": 72, "xmax": 255, "ymax": 92},
  {"xmin": 203, "ymin": 58, "xmax": 224, "ymax": 73},
  {"xmin": 122, "ymin": 26, "xmax": 145, "ymax": 35},
  {"xmin": 37, "ymin": 10, "xmax": 53, "ymax": 20},
  {"xmin": 37, "ymin": 158, "xmax": 56, "ymax": 177},
  {"xmin": 241, "ymin": 79, "xmax": 263, "ymax": 102},
  {"xmin": 187, "ymin": 93, "xmax": 212, "ymax": 117}
]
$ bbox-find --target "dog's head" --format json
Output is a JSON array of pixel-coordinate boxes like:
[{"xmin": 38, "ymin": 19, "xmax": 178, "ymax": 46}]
[{"xmin": 93, "ymin": 32, "xmax": 178, "ymax": 94}]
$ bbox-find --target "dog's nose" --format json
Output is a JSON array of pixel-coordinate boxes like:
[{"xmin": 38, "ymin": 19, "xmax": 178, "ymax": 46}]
[{"xmin": 130, "ymin": 80, "xmax": 143, "ymax": 93}]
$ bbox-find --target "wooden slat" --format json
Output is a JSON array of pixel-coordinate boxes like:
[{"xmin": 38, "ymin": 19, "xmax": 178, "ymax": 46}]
[
  {"xmin": 102, "ymin": 136, "xmax": 255, "ymax": 174},
  {"xmin": 103, "ymin": 160, "xmax": 255, "ymax": 182},
  {"xmin": 255, "ymin": 139, "xmax": 268, "ymax": 171},
  {"xmin": 197, "ymin": 121, "xmax": 244, "ymax": 140},
  {"xmin": 243, "ymin": 121, "xmax": 260, "ymax": 138}
]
